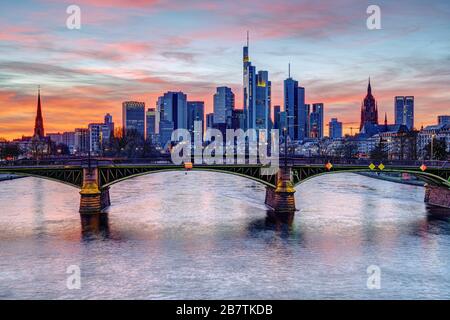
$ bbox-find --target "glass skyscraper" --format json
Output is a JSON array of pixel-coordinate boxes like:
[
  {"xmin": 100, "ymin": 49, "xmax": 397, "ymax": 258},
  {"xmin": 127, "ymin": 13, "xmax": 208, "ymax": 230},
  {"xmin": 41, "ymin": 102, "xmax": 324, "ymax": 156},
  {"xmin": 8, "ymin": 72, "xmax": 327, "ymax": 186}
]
[
  {"xmin": 329, "ymin": 118, "xmax": 343, "ymax": 139},
  {"xmin": 284, "ymin": 75, "xmax": 307, "ymax": 141},
  {"xmin": 187, "ymin": 101, "xmax": 205, "ymax": 133},
  {"xmin": 310, "ymin": 103, "xmax": 324, "ymax": 139},
  {"xmin": 395, "ymin": 96, "xmax": 414, "ymax": 130},
  {"xmin": 122, "ymin": 101, "xmax": 145, "ymax": 138},
  {"xmin": 213, "ymin": 87, "xmax": 234, "ymax": 128}
]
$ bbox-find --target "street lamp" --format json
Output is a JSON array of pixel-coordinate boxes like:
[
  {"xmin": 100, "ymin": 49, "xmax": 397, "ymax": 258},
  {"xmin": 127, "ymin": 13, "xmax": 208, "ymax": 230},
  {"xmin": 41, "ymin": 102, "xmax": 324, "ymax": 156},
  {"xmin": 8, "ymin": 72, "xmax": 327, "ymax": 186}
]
[{"xmin": 431, "ymin": 133, "xmax": 436, "ymax": 160}]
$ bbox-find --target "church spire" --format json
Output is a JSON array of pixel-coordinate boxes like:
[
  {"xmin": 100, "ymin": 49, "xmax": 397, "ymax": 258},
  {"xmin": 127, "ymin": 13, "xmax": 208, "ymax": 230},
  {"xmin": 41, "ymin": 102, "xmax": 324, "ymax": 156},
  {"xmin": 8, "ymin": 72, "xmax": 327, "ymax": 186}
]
[
  {"xmin": 34, "ymin": 86, "xmax": 45, "ymax": 139},
  {"xmin": 368, "ymin": 77, "xmax": 372, "ymax": 95}
]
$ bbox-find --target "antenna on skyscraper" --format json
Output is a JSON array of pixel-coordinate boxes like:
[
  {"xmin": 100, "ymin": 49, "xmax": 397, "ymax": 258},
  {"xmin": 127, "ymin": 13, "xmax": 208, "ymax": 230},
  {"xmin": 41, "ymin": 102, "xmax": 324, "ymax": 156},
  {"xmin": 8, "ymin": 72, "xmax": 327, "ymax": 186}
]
[
  {"xmin": 288, "ymin": 63, "xmax": 291, "ymax": 78},
  {"xmin": 246, "ymin": 30, "xmax": 249, "ymax": 47}
]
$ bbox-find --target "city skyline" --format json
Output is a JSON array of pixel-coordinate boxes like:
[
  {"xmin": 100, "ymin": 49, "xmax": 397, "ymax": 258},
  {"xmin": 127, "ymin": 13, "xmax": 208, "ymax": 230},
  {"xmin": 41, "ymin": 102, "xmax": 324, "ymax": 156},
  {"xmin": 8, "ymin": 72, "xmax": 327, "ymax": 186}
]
[{"xmin": 1, "ymin": 0, "xmax": 450, "ymax": 139}]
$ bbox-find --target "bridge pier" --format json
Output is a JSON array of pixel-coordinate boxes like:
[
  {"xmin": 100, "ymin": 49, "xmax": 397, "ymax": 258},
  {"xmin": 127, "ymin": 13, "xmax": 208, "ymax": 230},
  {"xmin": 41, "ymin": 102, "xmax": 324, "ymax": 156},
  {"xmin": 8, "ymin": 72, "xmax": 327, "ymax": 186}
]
[
  {"xmin": 424, "ymin": 184, "xmax": 450, "ymax": 209},
  {"xmin": 265, "ymin": 166, "xmax": 296, "ymax": 212},
  {"xmin": 79, "ymin": 168, "xmax": 110, "ymax": 214}
]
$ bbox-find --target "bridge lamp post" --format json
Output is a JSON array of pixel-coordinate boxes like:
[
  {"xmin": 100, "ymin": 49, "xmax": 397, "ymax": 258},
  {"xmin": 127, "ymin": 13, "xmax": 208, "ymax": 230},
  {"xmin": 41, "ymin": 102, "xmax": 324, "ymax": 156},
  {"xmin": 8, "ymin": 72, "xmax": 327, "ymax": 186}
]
[{"xmin": 431, "ymin": 133, "xmax": 436, "ymax": 161}]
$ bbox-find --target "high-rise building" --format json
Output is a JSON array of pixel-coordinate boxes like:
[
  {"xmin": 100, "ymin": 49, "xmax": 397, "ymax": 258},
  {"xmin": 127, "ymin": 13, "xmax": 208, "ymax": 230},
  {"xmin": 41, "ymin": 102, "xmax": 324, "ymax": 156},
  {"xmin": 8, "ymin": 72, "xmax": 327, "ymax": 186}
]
[
  {"xmin": 104, "ymin": 113, "xmax": 114, "ymax": 136},
  {"xmin": 273, "ymin": 105, "xmax": 281, "ymax": 130},
  {"xmin": 187, "ymin": 101, "xmax": 205, "ymax": 134},
  {"xmin": 62, "ymin": 131, "xmax": 75, "ymax": 153},
  {"xmin": 74, "ymin": 128, "xmax": 89, "ymax": 154},
  {"xmin": 329, "ymin": 118, "xmax": 343, "ymax": 139},
  {"xmin": 360, "ymin": 78, "xmax": 378, "ymax": 131},
  {"xmin": 255, "ymin": 71, "xmax": 271, "ymax": 131},
  {"xmin": 206, "ymin": 113, "xmax": 214, "ymax": 129},
  {"xmin": 395, "ymin": 96, "xmax": 414, "ymax": 130},
  {"xmin": 243, "ymin": 32, "xmax": 254, "ymax": 131},
  {"xmin": 284, "ymin": 69, "xmax": 307, "ymax": 141},
  {"xmin": 146, "ymin": 108, "xmax": 157, "ymax": 143},
  {"xmin": 438, "ymin": 115, "xmax": 450, "ymax": 125},
  {"xmin": 232, "ymin": 109, "xmax": 245, "ymax": 130},
  {"xmin": 47, "ymin": 133, "xmax": 63, "ymax": 144},
  {"xmin": 122, "ymin": 101, "xmax": 145, "ymax": 138},
  {"xmin": 213, "ymin": 87, "xmax": 234, "ymax": 128},
  {"xmin": 157, "ymin": 91, "xmax": 188, "ymax": 130},
  {"xmin": 310, "ymin": 103, "xmax": 324, "ymax": 139}
]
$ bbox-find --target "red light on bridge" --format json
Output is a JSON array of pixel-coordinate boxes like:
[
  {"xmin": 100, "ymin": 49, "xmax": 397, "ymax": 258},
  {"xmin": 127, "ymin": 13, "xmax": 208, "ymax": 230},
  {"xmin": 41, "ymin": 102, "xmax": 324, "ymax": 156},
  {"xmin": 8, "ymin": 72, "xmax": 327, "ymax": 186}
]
[
  {"xmin": 184, "ymin": 162, "xmax": 193, "ymax": 170},
  {"xmin": 325, "ymin": 162, "xmax": 333, "ymax": 171},
  {"xmin": 420, "ymin": 164, "xmax": 427, "ymax": 172}
]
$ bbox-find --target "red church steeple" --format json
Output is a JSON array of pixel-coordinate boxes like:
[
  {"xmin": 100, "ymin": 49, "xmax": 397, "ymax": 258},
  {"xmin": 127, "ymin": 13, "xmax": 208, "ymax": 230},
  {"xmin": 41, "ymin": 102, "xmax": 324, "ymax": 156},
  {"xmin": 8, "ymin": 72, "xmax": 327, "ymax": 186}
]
[
  {"xmin": 33, "ymin": 86, "xmax": 45, "ymax": 139},
  {"xmin": 360, "ymin": 78, "xmax": 379, "ymax": 131}
]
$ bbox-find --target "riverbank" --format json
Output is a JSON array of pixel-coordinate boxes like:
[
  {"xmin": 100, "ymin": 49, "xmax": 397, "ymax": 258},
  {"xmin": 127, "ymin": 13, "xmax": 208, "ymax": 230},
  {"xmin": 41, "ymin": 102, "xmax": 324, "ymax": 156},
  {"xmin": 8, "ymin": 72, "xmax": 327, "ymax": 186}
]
[
  {"xmin": 0, "ymin": 174, "xmax": 25, "ymax": 182},
  {"xmin": 358, "ymin": 172, "xmax": 425, "ymax": 187}
]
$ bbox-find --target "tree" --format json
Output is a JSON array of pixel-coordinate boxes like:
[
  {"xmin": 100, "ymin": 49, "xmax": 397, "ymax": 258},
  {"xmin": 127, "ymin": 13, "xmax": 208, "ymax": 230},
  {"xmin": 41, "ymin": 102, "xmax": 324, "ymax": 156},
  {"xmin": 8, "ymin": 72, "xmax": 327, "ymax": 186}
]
[
  {"xmin": 0, "ymin": 143, "xmax": 22, "ymax": 160},
  {"xmin": 424, "ymin": 138, "xmax": 448, "ymax": 160},
  {"xmin": 370, "ymin": 139, "xmax": 388, "ymax": 161}
]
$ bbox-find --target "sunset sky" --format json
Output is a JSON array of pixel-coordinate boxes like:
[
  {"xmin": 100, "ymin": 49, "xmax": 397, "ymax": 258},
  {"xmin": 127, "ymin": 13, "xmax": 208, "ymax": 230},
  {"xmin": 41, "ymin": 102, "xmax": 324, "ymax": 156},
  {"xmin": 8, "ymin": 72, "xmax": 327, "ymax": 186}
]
[{"xmin": 0, "ymin": 0, "xmax": 449, "ymax": 140}]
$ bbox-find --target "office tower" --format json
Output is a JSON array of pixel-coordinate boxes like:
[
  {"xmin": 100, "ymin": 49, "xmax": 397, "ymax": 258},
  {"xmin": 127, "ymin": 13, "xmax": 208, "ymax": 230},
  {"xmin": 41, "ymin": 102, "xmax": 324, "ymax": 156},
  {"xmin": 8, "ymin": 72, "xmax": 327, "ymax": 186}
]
[
  {"xmin": 360, "ymin": 78, "xmax": 378, "ymax": 131},
  {"xmin": 310, "ymin": 103, "xmax": 324, "ymax": 139},
  {"xmin": 329, "ymin": 118, "xmax": 343, "ymax": 139},
  {"xmin": 213, "ymin": 87, "xmax": 234, "ymax": 128},
  {"xmin": 395, "ymin": 96, "xmax": 414, "ymax": 130},
  {"xmin": 279, "ymin": 112, "xmax": 287, "ymax": 134},
  {"xmin": 159, "ymin": 120, "xmax": 174, "ymax": 148},
  {"xmin": 146, "ymin": 108, "xmax": 156, "ymax": 142},
  {"xmin": 122, "ymin": 101, "xmax": 145, "ymax": 138},
  {"xmin": 284, "ymin": 67, "xmax": 307, "ymax": 141},
  {"xmin": 243, "ymin": 32, "xmax": 255, "ymax": 130},
  {"xmin": 232, "ymin": 109, "xmax": 245, "ymax": 130},
  {"xmin": 62, "ymin": 131, "xmax": 75, "ymax": 153},
  {"xmin": 187, "ymin": 101, "xmax": 205, "ymax": 134},
  {"xmin": 438, "ymin": 115, "xmax": 450, "ymax": 125},
  {"xmin": 74, "ymin": 128, "xmax": 90, "ymax": 154},
  {"xmin": 273, "ymin": 105, "xmax": 281, "ymax": 129},
  {"xmin": 156, "ymin": 91, "xmax": 188, "ymax": 146},
  {"xmin": 157, "ymin": 91, "xmax": 188, "ymax": 130},
  {"xmin": 255, "ymin": 70, "xmax": 271, "ymax": 130},
  {"xmin": 104, "ymin": 113, "xmax": 114, "ymax": 137},
  {"xmin": 206, "ymin": 113, "xmax": 214, "ymax": 129}
]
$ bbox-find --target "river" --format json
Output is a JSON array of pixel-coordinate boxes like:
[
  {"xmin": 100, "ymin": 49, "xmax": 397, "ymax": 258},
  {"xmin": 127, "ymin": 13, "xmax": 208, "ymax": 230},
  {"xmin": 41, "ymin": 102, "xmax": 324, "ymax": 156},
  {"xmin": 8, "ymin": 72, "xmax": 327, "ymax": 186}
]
[{"xmin": 0, "ymin": 172, "xmax": 449, "ymax": 299}]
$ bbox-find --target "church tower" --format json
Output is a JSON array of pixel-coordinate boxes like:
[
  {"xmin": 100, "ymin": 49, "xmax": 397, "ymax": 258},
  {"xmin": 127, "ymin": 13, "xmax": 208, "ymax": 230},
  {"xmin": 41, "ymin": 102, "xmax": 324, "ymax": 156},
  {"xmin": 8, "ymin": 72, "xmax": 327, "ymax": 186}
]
[
  {"xmin": 33, "ymin": 87, "xmax": 45, "ymax": 139},
  {"xmin": 360, "ymin": 78, "xmax": 378, "ymax": 130}
]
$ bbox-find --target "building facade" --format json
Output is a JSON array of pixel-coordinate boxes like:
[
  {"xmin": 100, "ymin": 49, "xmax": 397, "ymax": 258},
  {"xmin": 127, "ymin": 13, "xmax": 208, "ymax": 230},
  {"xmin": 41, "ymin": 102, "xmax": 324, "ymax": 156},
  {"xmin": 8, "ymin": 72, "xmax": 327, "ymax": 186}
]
[
  {"xmin": 122, "ymin": 101, "xmax": 145, "ymax": 138},
  {"xmin": 395, "ymin": 96, "xmax": 414, "ymax": 130}
]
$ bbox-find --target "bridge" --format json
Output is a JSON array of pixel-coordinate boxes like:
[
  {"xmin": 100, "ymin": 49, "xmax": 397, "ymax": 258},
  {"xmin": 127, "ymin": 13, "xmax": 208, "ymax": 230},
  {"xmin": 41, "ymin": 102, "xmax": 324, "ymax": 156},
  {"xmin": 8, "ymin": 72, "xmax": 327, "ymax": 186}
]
[{"xmin": 1, "ymin": 158, "xmax": 450, "ymax": 216}]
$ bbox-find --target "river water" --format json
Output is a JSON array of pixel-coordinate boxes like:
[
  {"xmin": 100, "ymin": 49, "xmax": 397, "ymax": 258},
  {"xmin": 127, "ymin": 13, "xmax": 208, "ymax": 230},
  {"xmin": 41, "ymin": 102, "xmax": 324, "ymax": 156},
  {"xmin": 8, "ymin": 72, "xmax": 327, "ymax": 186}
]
[{"xmin": 0, "ymin": 172, "xmax": 449, "ymax": 299}]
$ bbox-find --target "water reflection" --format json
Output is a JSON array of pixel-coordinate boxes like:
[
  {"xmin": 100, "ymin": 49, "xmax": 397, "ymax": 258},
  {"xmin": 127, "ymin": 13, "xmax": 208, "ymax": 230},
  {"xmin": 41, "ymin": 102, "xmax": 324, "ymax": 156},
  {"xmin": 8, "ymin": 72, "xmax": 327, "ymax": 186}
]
[
  {"xmin": 80, "ymin": 213, "xmax": 110, "ymax": 240},
  {"xmin": 247, "ymin": 211, "xmax": 295, "ymax": 239}
]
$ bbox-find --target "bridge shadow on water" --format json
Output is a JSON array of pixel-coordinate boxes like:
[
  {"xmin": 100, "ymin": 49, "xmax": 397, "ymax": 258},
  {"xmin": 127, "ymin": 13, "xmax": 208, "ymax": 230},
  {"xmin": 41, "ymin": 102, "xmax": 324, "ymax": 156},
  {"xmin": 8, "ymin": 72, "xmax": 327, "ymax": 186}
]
[
  {"xmin": 246, "ymin": 211, "xmax": 298, "ymax": 240},
  {"xmin": 80, "ymin": 213, "xmax": 110, "ymax": 241}
]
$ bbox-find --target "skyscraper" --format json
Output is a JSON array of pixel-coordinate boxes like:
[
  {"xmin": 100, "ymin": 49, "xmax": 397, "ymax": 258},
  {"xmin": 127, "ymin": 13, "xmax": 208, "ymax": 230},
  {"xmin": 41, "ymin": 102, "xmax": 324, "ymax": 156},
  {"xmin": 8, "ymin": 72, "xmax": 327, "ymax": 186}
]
[
  {"xmin": 255, "ymin": 70, "xmax": 271, "ymax": 130},
  {"xmin": 33, "ymin": 87, "xmax": 45, "ymax": 140},
  {"xmin": 273, "ymin": 105, "xmax": 281, "ymax": 129},
  {"xmin": 206, "ymin": 113, "xmax": 214, "ymax": 129},
  {"xmin": 310, "ymin": 103, "xmax": 324, "ymax": 139},
  {"xmin": 146, "ymin": 108, "xmax": 156, "ymax": 142},
  {"xmin": 243, "ymin": 32, "xmax": 254, "ymax": 131},
  {"xmin": 187, "ymin": 101, "xmax": 205, "ymax": 133},
  {"xmin": 360, "ymin": 78, "xmax": 378, "ymax": 131},
  {"xmin": 156, "ymin": 92, "xmax": 188, "ymax": 146},
  {"xmin": 213, "ymin": 87, "xmax": 234, "ymax": 128},
  {"xmin": 284, "ymin": 68, "xmax": 307, "ymax": 141},
  {"xmin": 329, "ymin": 118, "xmax": 343, "ymax": 139},
  {"xmin": 395, "ymin": 96, "xmax": 414, "ymax": 130},
  {"xmin": 122, "ymin": 101, "xmax": 145, "ymax": 138}
]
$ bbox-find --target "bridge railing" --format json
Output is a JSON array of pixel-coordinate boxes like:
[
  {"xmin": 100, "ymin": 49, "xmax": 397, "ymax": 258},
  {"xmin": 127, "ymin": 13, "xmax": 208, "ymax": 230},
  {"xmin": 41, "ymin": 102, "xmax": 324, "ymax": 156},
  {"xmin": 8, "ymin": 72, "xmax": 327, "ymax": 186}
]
[{"xmin": 1, "ymin": 157, "xmax": 449, "ymax": 169}]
